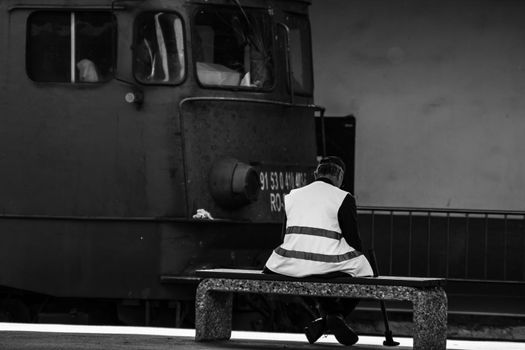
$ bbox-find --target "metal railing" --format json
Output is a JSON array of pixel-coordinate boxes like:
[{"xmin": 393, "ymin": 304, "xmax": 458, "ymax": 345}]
[{"xmin": 357, "ymin": 206, "xmax": 525, "ymax": 282}]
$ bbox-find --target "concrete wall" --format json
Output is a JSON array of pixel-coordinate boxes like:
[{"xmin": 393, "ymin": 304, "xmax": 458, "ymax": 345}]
[{"xmin": 310, "ymin": 0, "xmax": 525, "ymax": 210}]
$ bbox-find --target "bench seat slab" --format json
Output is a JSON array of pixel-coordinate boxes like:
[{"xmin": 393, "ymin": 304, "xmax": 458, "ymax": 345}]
[{"xmin": 195, "ymin": 278, "xmax": 447, "ymax": 350}]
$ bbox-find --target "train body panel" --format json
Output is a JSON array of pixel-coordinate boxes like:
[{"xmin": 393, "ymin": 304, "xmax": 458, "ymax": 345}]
[
  {"xmin": 180, "ymin": 99, "xmax": 316, "ymax": 221},
  {"xmin": 3, "ymin": 3, "xmax": 187, "ymax": 217},
  {"xmin": 0, "ymin": 218, "xmax": 282, "ymax": 300}
]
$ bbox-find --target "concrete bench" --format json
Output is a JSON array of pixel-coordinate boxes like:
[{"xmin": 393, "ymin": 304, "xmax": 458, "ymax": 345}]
[{"xmin": 194, "ymin": 268, "xmax": 447, "ymax": 350}]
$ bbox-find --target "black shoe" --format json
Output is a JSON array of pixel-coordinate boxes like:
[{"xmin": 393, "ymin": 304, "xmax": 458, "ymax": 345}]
[
  {"xmin": 326, "ymin": 314, "xmax": 359, "ymax": 346},
  {"xmin": 304, "ymin": 317, "xmax": 326, "ymax": 344}
]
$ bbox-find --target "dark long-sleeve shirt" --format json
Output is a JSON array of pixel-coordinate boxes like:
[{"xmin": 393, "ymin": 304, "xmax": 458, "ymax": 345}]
[{"xmin": 337, "ymin": 193, "xmax": 363, "ymax": 251}]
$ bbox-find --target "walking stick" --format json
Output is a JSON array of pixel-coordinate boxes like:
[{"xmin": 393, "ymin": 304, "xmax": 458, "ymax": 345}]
[{"xmin": 368, "ymin": 249, "xmax": 400, "ymax": 347}]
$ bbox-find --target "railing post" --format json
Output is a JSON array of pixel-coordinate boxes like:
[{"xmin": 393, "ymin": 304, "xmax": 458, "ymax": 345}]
[
  {"xmin": 427, "ymin": 211, "xmax": 431, "ymax": 276},
  {"xmin": 484, "ymin": 214, "xmax": 489, "ymax": 279},
  {"xmin": 503, "ymin": 214, "xmax": 508, "ymax": 281},
  {"xmin": 389, "ymin": 210, "xmax": 394, "ymax": 275},
  {"xmin": 408, "ymin": 211, "xmax": 413, "ymax": 276},
  {"xmin": 445, "ymin": 212, "xmax": 450, "ymax": 278},
  {"xmin": 465, "ymin": 213, "xmax": 470, "ymax": 279}
]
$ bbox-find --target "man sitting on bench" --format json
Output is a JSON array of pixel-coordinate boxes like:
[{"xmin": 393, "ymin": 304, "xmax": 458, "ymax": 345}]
[{"xmin": 264, "ymin": 156, "xmax": 373, "ymax": 346}]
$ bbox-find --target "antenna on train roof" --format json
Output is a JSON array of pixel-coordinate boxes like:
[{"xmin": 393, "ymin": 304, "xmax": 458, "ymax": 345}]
[{"xmin": 111, "ymin": 0, "xmax": 145, "ymax": 12}]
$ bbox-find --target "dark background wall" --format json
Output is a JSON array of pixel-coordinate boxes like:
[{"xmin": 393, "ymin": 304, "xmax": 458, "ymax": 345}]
[{"xmin": 310, "ymin": 0, "xmax": 525, "ymax": 210}]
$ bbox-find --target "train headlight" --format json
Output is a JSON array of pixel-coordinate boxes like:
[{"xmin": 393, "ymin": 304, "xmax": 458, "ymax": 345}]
[
  {"xmin": 125, "ymin": 91, "xmax": 144, "ymax": 105},
  {"xmin": 209, "ymin": 158, "xmax": 260, "ymax": 208}
]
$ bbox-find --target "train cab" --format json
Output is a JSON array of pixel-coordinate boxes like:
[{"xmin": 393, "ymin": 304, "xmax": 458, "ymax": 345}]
[{"xmin": 2, "ymin": 0, "xmax": 319, "ymax": 220}]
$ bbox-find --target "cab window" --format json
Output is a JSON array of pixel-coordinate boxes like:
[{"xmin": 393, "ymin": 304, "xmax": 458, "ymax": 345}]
[
  {"xmin": 133, "ymin": 12, "xmax": 185, "ymax": 85},
  {"xmin": 193, "ymin": 7, "xmax": 274, "ymax": 89},
  {"xmin": 285, "ymin": 14, "xmax": 313, "ymax": 95},
  {"xmin": 27, "ymin": 12, "xmax": 115, "ymax": 83}
]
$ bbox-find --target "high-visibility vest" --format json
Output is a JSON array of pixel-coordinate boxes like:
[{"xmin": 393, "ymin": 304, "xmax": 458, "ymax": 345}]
[{"xmin": 265, "ymin": 181, "xmax": 373, "ymax": 277}]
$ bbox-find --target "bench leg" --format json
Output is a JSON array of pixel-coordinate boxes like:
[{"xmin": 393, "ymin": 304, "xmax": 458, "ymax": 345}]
[
  {"xmin": 195, "ymin": 282, "xmax": 233, "ymax": 342},
  {"xmin": 412, "ymin": 287, "xmax": 447, "ymax": 350}
]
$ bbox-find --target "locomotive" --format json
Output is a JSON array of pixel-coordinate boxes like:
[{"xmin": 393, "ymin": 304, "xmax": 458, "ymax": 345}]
[{"xmin": 0, "ymin": 0, "xmax": 322, "ymax": 324}]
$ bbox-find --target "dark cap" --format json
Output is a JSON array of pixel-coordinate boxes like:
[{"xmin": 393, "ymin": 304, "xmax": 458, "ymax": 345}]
[{"xmin": 318, "ymin": 156, "xmax": 346, "ymax": 173}]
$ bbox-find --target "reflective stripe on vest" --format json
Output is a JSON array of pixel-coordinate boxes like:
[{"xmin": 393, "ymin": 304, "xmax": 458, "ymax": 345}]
[
  {"xmin": 274, "ymin": 246, "xmax": 362, "ymax": 263},
  {"xmin": 285, "ymin": 226, "xmax": 341, "ymax": 240}
]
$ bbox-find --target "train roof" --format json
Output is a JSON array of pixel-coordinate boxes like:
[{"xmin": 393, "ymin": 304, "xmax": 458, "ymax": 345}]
[{"xmin": 5, "ymin": 0, "xmax": 311, "ymax": 10}]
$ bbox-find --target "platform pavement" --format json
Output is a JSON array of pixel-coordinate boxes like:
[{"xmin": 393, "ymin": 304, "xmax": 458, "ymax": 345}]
[{"xmin": 1, "ymin": 323, "xmax": 524, "ymax": 350}]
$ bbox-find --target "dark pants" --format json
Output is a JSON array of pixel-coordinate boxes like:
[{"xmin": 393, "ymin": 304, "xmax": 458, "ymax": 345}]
[
  {"xmin": 317, "ymin": 296, "xmax": 359, "ymax": 318},
  {"xmin": 262, "ymin": 267, "xmax": 360, "ymax": 319}
]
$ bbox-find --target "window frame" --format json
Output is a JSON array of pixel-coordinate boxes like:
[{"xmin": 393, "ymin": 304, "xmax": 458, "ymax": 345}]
[
  {"xmin": 283, "ymin": 12, "xmax": 314, "ymax": 97},
  {"xmin": 191, "ymin": 5, "xmax": 276, "ymax": 92},
  {"xmin": 26, "ymin": 10, "xmax": 117, "ymax": 84},
  {"xmin": 132, "ymin": 11, "xmax": 187, "ymax": 86}
]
